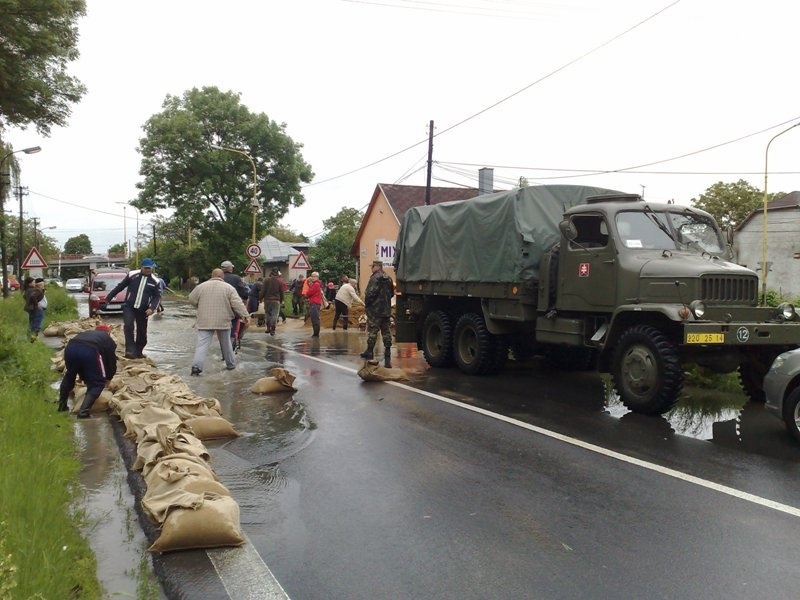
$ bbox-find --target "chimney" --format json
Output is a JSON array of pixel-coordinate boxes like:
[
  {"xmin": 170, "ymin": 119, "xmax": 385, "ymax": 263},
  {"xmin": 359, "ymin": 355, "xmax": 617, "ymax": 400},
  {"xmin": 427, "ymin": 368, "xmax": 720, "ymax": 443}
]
[{"xmin": 478, "ymin": 167, "xmax": 493, "ymax": 195}]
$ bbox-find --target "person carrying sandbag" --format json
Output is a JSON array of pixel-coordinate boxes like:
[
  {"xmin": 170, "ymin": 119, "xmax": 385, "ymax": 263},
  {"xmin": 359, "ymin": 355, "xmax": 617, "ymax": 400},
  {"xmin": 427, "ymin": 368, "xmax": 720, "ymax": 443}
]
[{"xmin": 58, "ymin": 324, "xmax": 117, "ymax": 417}]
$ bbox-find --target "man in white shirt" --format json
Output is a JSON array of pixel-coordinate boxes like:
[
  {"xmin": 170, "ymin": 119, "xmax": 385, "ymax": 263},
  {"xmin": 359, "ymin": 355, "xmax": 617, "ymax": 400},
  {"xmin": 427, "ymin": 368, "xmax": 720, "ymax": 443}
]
[{"xmin": 333, "ymin": 276, "xmax": 364, "ymax": 330}]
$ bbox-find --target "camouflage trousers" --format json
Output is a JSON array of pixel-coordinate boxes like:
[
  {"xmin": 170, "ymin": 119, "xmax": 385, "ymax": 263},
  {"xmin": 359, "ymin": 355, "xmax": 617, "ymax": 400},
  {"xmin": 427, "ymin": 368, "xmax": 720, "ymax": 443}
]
[{"xmin": 365, "ymin": 317, "xmax": 392, "ymax": 352}]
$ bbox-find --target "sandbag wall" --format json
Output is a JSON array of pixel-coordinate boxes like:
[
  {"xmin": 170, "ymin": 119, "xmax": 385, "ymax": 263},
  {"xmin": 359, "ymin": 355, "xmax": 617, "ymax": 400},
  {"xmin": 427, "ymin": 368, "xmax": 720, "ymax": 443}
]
[{"xmin": 50, "ymin": 319, "xmax": 245, "ymax": 553}]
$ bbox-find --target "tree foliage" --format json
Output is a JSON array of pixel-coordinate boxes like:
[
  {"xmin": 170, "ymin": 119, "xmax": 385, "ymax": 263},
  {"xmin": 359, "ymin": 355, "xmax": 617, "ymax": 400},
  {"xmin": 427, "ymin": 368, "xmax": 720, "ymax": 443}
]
[
  {"xmin": 269, "ymin": 224, "xmax": 308, "ymax": 243},
  {"xmin": 0, "ymin": 0, "xmax": 87, "ymax": 135},
  {"xmin": 133, "ymin": 86, "xmax": 314, "ymax": 274},
  {"xmin": 63, "ymin": 234, "xmax": 92, "ymax": 255},
  {"xmin": 691, "ymin": 179, "xmax": 783, "ymax": 230},
  {"xmin": 308, "ymin": 208, "xmax": 363, "ymax": 282}
]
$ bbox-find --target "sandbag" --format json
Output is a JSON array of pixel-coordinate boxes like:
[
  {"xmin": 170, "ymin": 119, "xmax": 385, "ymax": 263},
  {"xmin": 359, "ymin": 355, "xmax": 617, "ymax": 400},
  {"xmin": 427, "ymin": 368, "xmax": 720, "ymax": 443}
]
[
  {"xmin": 184, "ymin": 416, "xmax": 240, "ymax": 440},
  {"xmin": 251, "ymin": 377, "xmax": 293, "ymax": 394},
  {"xmin": 357, "ymin": 362, "xmax": 409, "ymax": 382},
  {"xmin": 69, "ymin": 389, "xmax": 112, "ymax": 414},
  {"xmin": 147, "ymin": 493, "xmax": 244, "ymax": 553}
]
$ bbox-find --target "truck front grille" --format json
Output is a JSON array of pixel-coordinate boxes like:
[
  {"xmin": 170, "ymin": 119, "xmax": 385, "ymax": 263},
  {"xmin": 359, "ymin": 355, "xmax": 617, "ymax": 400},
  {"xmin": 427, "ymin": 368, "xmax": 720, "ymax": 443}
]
[{"xmin": 701, "ymin": 276, "xmax": 757, "ymax": 303}]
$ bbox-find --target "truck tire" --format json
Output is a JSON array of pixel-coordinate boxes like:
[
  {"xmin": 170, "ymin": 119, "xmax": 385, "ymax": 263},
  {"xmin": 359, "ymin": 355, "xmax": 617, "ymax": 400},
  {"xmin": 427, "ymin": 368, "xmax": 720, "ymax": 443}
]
[
  {"xmin": 782, "ymin": 387, "xmax": 800, "ymax": 442},
  {"xmin": 454, "ymin": 313, "xmax": 495, "ymax": 375},
  {"xmin": 422, "ymin": 310, "xmax": 455, "ymax": 368},
  {"xmin": 612, "ymin": 324, "xmax": 682, "ymax": 415},
  {"xmin": 738, "ymin": 359, "xmax": 771, "ymax": 404}
]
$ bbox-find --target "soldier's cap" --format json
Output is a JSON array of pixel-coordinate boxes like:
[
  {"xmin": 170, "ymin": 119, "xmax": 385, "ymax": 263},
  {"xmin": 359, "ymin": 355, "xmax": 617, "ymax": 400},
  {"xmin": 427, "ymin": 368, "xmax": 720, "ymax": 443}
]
[{"xmin": 371, "ymin": 260, "xmax": 384, "ymax": 267}]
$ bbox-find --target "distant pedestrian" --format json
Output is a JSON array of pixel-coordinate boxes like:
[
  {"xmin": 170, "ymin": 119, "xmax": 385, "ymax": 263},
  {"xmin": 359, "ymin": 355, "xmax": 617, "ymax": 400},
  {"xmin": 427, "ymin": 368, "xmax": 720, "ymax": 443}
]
[
  {"xmin": 291, "ymin": 274, "xmax": 306, "ymax": 316},
  {"xmin": 360, "ymin": 260, "xmax": 394, "ymax": 367},
  {"xmin": 221, "ymin": 260, "xmax": 250, "ymax": 347},
  {"xmin": 23, "ymin": 277, "xmax": 44, "ymax": 342},
  {"xmin": 248, "ymin": 277, "xmax": 263, "ymax": 314},
  {"xmin": 58, "ymin": 324, "xmax": 117, "ymax": 417},
  {"xmin": 333, "ymin": 275, "xmax": 363, "ymax": 330},
  {"xmin": 304, "ymin": 271, "xmax": 323, "ymax": 337},
  {"xmin": 260, "ymin": 268, "xmax": 287, "ymax": 336},
  {"xmin": 188, "ymin": 268, "xmax": 251, "ymax": 376},
  {"xmin": 154, "ymin": 273, "xmax": 166, "ymax": 313},
  {"xmin": 106, "ymin": 257, "xmax": 162, "ymax": 358}
]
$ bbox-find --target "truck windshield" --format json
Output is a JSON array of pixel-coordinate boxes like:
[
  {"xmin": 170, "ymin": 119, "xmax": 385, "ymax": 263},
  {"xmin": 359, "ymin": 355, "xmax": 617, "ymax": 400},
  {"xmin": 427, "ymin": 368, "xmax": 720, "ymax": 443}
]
[{"xmin": 616, "ymin": 209, "xmax": 724, "ymax": 255}]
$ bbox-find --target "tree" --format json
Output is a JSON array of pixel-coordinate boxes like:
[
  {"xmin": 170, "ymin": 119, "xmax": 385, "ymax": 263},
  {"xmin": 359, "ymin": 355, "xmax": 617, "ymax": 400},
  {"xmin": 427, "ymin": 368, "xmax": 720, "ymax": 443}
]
[
  {"xmin": 269, "ymin": 224, "xmax": 308, "ymax": 243},
  {"xmin": 691, "ymin": 180, "xmax": 783, "ymax": 230},
  {"xmin": 107, "ymin": 243, "xmax": 126, "ymax": 255},
  {"xmin": 133, "ymin": 86, "xmax": 314, "ymax": 274},
  {"xmin": 0, "ymin": 0, "xmax": 87, "ymax": 135},
  {"xmin": 63, "ymin": 234, "xmax": 92, "ymax": 255},
  {"xmin": 309, "ymin": 208, "xmax": 363, "ymax": 282}
]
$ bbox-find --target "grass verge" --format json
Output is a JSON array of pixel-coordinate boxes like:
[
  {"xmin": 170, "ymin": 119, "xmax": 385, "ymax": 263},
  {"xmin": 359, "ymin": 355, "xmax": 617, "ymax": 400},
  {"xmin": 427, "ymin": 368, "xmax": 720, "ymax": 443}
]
[{"xmin": 0, "ymin": 287, "xmax": 101, "ymax": 599}]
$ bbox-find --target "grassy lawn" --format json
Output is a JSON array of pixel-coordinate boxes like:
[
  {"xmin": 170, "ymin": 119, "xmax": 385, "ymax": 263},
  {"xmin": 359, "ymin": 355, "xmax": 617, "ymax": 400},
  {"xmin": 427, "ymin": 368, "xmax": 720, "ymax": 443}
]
[{"xmin": 0, "ymin": 286, "xmax": 101, "ymax": 599}]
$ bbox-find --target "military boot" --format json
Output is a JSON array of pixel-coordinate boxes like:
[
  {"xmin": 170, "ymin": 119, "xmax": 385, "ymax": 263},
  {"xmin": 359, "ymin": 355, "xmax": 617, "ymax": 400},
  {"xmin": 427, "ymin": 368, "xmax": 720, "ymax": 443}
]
[{"xmin": 360, "ymin": 349, "xmax": 374, "ymax": 360}]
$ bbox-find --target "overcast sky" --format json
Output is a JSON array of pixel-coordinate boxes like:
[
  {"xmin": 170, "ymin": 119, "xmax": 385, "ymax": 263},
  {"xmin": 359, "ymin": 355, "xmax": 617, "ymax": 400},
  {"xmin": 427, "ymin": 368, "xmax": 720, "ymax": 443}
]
[{"xmin": 6, "ymin": 0, "xmax": 800, "ymax": 255}]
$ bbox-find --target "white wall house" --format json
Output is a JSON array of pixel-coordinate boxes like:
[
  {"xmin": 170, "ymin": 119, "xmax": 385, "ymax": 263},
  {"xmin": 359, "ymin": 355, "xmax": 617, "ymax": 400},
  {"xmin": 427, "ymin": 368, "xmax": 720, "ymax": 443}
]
[{"xmin": 734, "ymin": 191, "xmax": 800, "ymax": 299}]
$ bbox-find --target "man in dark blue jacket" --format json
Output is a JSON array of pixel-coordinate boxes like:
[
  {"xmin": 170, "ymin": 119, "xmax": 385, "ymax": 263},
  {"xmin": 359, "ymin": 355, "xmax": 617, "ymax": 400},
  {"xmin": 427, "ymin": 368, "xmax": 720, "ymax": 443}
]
[
  {"xmin": 106, "ymin": 257, "xmax": 162, "ymax": 358},
  {"xmin": 58, "ymin": 324, "xmax": 118, "ymax": 417}
]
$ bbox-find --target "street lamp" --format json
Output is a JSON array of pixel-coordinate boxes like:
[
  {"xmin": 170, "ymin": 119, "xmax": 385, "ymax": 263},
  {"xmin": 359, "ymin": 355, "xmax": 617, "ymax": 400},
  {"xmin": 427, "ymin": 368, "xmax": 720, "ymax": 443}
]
[
  {"xmin": 116, "ymin": 202, "xmax": 140, "ymax": 264},
  {"xmin": 210, "ymin": 144, "xmax": 259, "ymax": 243},
  {"xmin": 760, "ymin": 122, "xmax": 800, "ymax": 305},
  {"xmin": 0, "ymin": 145, "xmax": 41, "ymax": 298},
  {"xmin": 36, "ymin": 225, "xmax": 56, "ymax": 247}
]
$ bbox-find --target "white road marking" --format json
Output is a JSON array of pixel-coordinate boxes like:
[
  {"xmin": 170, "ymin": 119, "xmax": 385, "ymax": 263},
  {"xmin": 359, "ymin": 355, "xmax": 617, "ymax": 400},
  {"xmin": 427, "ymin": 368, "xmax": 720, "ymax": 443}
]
[
  {"xmin": 207, "ymin": 533, "xmax": 290, "ymax": 599},
  {"xmin": 291, "ymin": 350, "xmax": 800, "ymax": 519}
]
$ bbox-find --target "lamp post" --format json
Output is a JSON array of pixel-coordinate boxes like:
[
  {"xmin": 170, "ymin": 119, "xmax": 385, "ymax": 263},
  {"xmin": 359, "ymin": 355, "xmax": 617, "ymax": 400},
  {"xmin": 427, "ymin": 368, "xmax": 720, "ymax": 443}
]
[
  {"xmin": 760, "ymin": 122, "xmax": 800, "ymax": 305},
  {"xmin": 0, "ymin": 145, "xmax": 41, "ymax": 298},
  {"xmin": 210, "ymin": 144, "xmax": 259, "ymax": 244},
  {"xmin": 116, "ymin": 202, "xmax": 139, "ymax": 265}
]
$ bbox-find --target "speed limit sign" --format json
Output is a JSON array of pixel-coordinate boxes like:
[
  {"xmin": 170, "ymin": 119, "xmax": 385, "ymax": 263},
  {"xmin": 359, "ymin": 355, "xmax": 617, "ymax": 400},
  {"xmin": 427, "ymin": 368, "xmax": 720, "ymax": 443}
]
[{"xmin": 246, "ymin": 243, "xmax": 262, "ymax": 259}]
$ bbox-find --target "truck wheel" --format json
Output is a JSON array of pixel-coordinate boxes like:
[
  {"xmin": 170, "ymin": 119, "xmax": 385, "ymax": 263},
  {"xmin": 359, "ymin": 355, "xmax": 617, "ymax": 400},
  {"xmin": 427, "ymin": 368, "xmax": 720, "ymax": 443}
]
[
  {"xmin": 782, "ymin": 387, "xmax": 800, "ymax": 442},
  {"xmin": 422, "ymin": 310, "xmax": 454, "ymax": 368},
  {"xmin": 454, "ymin": 313, "xmax": 495, "ymax": 375},
  {"xmin": 612, "ymin": 324, "xmax": 682, "ymax": 415},
  {"xmin": 738, "ymin": 360, "xmax": 770, "ymax": 404}
]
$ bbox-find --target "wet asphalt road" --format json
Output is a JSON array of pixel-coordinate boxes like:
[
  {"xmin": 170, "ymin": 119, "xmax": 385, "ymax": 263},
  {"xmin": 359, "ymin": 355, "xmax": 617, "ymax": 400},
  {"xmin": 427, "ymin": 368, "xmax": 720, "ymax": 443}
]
[{"xmin": 83, "ymin": 297, "xmax": 800, "ymax": 599}]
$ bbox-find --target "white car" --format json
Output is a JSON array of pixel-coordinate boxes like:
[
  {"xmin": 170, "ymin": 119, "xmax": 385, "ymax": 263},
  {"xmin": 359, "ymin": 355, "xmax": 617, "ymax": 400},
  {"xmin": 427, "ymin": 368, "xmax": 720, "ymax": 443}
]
[{"xmin": 65, "ymin": 278, "xmax": 86, "ymax": 292}]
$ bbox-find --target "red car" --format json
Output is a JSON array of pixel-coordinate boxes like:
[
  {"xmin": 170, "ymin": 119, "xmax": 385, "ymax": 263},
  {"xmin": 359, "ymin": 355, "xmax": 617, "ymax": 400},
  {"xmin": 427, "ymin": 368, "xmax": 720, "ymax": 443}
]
[
  {"xmin": 0, "ymin": 277, "xmax": 20, "ymax": 291},
  {"xmin": 88, "ymin": 269, "xmax": 129, "ymax": 317}
]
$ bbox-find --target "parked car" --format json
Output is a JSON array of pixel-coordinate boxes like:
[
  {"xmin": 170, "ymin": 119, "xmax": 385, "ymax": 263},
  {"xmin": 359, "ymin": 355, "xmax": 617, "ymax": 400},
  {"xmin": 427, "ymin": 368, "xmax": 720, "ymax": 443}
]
[
  {"xmin": 0, "ymin": 277, "xmax": 20, "ymax": 291},
  {"xmin": 763, "ymin": 348, "xmax": 800, "ymax": 442},
  {"xmin": 88, "ymin": 269, "xmax": 129, "ymax": 317},
  {"xmin": 65, "ymin": 277, "xmax": 86, "ymax": 292}
]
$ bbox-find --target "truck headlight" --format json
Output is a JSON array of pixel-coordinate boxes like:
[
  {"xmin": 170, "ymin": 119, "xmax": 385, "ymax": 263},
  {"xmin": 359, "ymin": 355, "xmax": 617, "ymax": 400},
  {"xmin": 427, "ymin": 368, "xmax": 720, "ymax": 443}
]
[
  {"xmin": 689, "ymin": 300, "xmax": 705, "ymax": 318},
  {"xmin": 777, "ymin": 302, "xmax": 796, "ymax": 320}
]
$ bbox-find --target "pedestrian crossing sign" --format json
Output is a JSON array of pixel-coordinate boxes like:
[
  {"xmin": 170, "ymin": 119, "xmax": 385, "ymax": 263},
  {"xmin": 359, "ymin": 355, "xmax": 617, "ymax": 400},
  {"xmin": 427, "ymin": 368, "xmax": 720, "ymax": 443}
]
[
  {"xmin": 21, "ymin": 247, "xmax": 48, "ymax": 269},
  {"xmin": 291, "ymin": 251, "xmax": 310, "ymax": 270}
]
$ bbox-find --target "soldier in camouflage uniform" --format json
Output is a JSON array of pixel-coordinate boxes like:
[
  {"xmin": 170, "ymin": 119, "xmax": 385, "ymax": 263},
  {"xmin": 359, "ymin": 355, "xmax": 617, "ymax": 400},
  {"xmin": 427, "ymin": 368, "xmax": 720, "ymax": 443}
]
[{"xmin": 360, "ymin": 260, "xmax": 395, "ymax": 367}]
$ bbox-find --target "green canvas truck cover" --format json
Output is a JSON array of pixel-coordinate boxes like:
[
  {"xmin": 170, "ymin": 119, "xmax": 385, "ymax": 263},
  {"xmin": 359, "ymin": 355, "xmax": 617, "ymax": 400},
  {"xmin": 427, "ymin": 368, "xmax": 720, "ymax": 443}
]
[{"xmin": 394, "ymin": 184, "xmax": 624, "ymax": 283}]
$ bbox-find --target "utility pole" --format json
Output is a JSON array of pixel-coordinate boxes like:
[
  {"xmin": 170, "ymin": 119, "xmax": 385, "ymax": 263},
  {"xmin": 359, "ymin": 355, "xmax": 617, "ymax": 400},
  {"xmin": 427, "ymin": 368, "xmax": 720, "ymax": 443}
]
[
  {"xmin": 425, "ymin": 120, "xmax": 433, "ymax": 206},
  {"xmin": 16, "ymin": 185, "xmax": 28, "ymax": 280},
  {"xmin": 32, "ymin": 217, "xmax": 39, "ymax": 246}
]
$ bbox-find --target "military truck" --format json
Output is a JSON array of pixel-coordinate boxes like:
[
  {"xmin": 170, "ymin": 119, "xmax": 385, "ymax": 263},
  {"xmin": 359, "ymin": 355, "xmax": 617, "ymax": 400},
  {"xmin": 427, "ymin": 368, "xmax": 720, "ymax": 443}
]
[{"xmin": 393, "ymin": 184, "xmax": 800, "ymax": 415}]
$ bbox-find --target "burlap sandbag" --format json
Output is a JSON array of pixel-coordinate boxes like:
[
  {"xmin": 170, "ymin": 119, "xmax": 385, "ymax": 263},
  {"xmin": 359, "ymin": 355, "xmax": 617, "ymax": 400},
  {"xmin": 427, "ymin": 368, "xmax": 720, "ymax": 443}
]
[
  {"xmin": 164, "ymin": 394, "xmax": 222, "ymax": 420},
  {"xmin": 270, "ymin": 367, "xmax": 297, "ymax": 390},
  {"xmin": 184, "ymin": 415, "xmax": 240, "ymax": 440},
  {"xmin": 122, "ymin": 405, "xmax": 182, "ymax": 441},
  {"xmin": 251, "ymin": 377, "xmax": 293, "ymax": 394},
  {"xmin": 143, "ymin": 453, "xmax": 219, "ymax": 490},
  {"xmin": 43, "ymin": 323, "xmax": 64, "ymax": 337},
  {"xmin": 357, "ymin": 362, "xmax": 409, "ymax": 382},
  {"xmin": 147, "ymin": 493, "xmax": 244, "ymax": 553},
  {"xmin": 133, "ymin": 423, "xmax": 208, "ymax": 475}
]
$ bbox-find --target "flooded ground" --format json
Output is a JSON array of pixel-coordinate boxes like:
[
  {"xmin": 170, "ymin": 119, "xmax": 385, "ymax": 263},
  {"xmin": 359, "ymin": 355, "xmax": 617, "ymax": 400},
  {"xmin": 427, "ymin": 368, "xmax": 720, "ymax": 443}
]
[{"xmin": 60, "ymin": 294, "xmax": 788, "ymax": 598}]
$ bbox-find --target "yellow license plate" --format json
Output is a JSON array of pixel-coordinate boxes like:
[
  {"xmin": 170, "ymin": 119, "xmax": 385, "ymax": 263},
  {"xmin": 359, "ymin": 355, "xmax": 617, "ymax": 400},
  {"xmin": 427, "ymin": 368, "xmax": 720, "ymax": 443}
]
[{"xmin": 686, "ymin": 333, "xmax": 724, "ymax": 344}]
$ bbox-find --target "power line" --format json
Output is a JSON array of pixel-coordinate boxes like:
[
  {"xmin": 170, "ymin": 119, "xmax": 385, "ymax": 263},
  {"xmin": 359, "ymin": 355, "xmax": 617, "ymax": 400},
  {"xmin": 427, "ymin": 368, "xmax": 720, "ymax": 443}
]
[{"xmin": 306, "ymin": 0, "xmax": 682, "ymax": 187}]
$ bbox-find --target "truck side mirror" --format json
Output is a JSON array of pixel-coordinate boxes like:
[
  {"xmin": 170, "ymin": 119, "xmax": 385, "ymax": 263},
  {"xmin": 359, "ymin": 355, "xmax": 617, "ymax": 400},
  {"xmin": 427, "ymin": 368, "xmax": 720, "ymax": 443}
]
[{"xmin": 559, "ymin": 220, "xmax": 577, "ymax": 241}]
